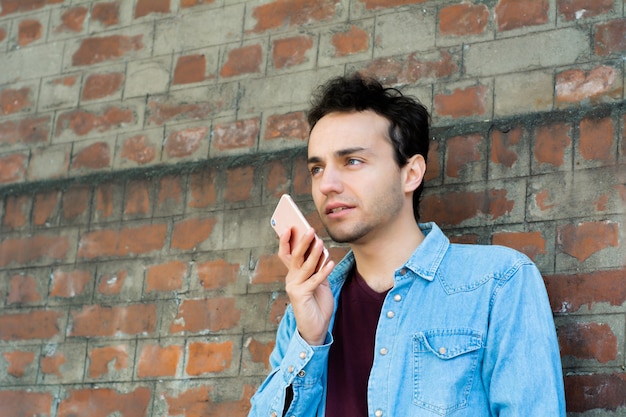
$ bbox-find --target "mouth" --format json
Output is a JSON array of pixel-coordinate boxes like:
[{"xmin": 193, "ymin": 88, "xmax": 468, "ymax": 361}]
[{"xmin": 325, "ymin": 203, "xmax": 354, "ymax": 216}]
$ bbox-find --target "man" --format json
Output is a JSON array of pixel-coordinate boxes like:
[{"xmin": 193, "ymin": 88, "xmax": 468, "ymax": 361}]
[{"xmin": 249, "ymin": 74, "xmax": 565, "ymax": 416}]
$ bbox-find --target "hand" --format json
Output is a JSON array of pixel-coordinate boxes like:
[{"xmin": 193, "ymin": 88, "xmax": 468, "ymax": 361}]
[{"xmin": 278, "ymin": 227, "xmax": 335, "ymax": 346}]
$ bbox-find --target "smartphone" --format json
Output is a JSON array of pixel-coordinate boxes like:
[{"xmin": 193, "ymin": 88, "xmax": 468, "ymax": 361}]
[{"xmin": 270, "ymin": 194, "xmax": 329, "ymax": 273}]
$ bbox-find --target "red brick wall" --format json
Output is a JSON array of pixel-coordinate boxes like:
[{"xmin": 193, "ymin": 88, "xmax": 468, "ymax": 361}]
[{"xmin": 0, "ymin": 1, "xmax": 624, "ymax": 416}]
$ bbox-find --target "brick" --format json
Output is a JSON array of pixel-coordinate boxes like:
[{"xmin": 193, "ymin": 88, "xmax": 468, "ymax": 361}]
[
  {"xmin": 94, "ymin": 182, "xmax": 123, "ymax": 222},
  {"xmin": 72, "ymin": 34, "xmax": 144, "ymax": 66},
  {"xmin": 247, "ymin": 338, "xmax": 274, "ymax": 370},
  {"xmin": 578, "ymin": 116, "xmax": 614, "ymax": 163},
  {"xmin": 120, "ymin": 134, "xmax": 158, "ymax": 165},
  {"xmin": 495, "ymin": 0, "xmax": 549, "ymax": 32},
  {"xmin": 558, "ymin": 321, "xmax": 618, "ymax": 363},
  {"xmin": 0, "ymin": 0, "xmax": 63, "ymax": 16},
  {"xmin": 557, "ymin": 221, "xmax": 618, "ymax": 262},
  {"xmin": 225, "ymin": 166, "xmax": 254, "ymax": 202},
  {"xmin": 0, "ymin": 115, "xmax": 49, "ymax": 145},
  {"xmin": 490, "ymin": 127, "xmax": 525, "ymax": 173},
  {"xmin": 424, "ymin": 140, "xmax": 440, "ymax": 183},
  {"xmin": 147, "ymin": 97, "xmax": 222, "ymax": 126},
  {"xmin": 155, "ymin": 175, "xmax": 184, "ymax": 216},
  {"xmin": 146, "ymin": 261, "xmax": 187, "ymax": 292},
  {"xmin": 70, "ymin": 304, "xmax": 156, "ymax": 337},
  {"xmin": 61, "ymin": 184, "xmax": 90, "ymax": 222},
  {"xmin": 171, "ymin": 217, "xmax": 217, "ymax": 250},
  {"xmin": 373, "ymin": 9, "xmax": 436, "ymax": 58},
  {"xmin": 359, "ymin": 0, "xmax": 427, "ymax": 9},
  {"xmin": 545, "ymin": 267, "xmax": 626, "ymax": 313},
  {"xmin": 135, "ymin": 0, "xmax": 170, "ymax": 18},
  {"xmin": 181, "ymin": 0, "xmax": 216, "ymax": 7},
  {"xmin": 57, "ymin": 387, "xmax": 151, "ymax": 417},
  {"xmin": 0, "ymin": 310, "xmax": 62, "ymax": 340},
  {"xmin": 494, "ymin": 71, "xmax": 554, "ymax": 117},
  {"xmin": 213, "ymin": 118, "xmax": 259, "ymax": 151},
  {"xmin": 422, "ymin": 188, "xmax": 516, "ymax": 227},
  {"xmin": 0, "ymin": 234, "xmax": 70, "ymax": 267},
  {"xmin": 250, "ymin": 0, "xmax": 339, "ymax": 33},
  {"xmin": 269, "ymin": 293, "xmax": 291, "ymax": 326},
  {"xmin": 92, "ymin": 2, "xmax": 120, "ymax": 27},
  {"xmin": 0, "ymin": 391, "xmax": 53, "ymax": 417},
  {"xmin": 188, "ymin": 169, "xmax": 217, "ymax": 209},
  {"xmin": 220, "ymin": 44, "xmax": 263, "ymax": 78},
  {"xmin": 331, "ymin": 25, "xmax": 369, "ymax": 57},
  {"xmin": 3, "ymin": 350, "xmax": 35, "ymax": 377},
  {"xmin": 78, "ymin": 223, "xmax": 167, "ymax": 259},
  {"xmin": 492, "ymin": 231, "xmax": 546, "ymax": 261},
  {"xmin": 264, "ymin": 111, "xmax": 308, "ymax": 142},
  {"xmin": 252, "ymin": 253, "xmax": 286, "ymax": 285},
  {"xmin": 265, "ymin": 160, "xmax": 289, "ymax": 198},
  {"xmin": 33, "ymin": 190, "xmax": 59, "ymax": 226},
  {"xmin": 7, "ymin": 274, "xmax": 42, "ymax": 304},
  {"xmin": 439, "ymin": 3, "xmax": 489, "ymax": 36},
  {"xmin": 0, "ymin": 87, "xmax": 32, "ymax": 115},
  {"xmin": 82, "ymin": 72, "xmax": 124, "ymax": 101},
  {"xmin": 28, "ymin": 145, "xmax": 71, "ymax": 181},
  {"xmin": 558, "ymin": 0, "xmax": 613, "ymax": 21},
  {"xmin": 96, "ymin": 270, "xmax": 127, "ymax": 296},
  {"xmin": 18, "ymin": 19, "xmax": 43, "ymax": 47},
  {"xmin": 125, "ymin": 57, "xmax": 171, "ymax": 98},
  {"xmin": 71, "ymin": 141, "xmax": 112, "ymax": 170},
  {"xmin": 434, "ymin": 84, "xmax": 487, "ymax": 118},
  {"xmin": 163, "ymin": 384, "xmax": 255, "ymax": 417},
  {"xmin": 56, "ymin": 6, "xmax": 88, "ymax": 32},
  {"xmin": 3, "ymin": 194, "xmax": 30, "ymax": 230},
  {"xmin": 556, "ymin": 65, "xmax": 621, "ymax": 105},
  {"xmin": 50, "ymin": 269, "xmax": 91, "ymax": 298},
  {"xmin": 40, "ymin": 352, "xmax": 65, "ymax": 377},
  {"xmin": 272, "ymin": 36, "xmax": 313, "ymax": 69},
  {"xmin": 187, "ymin": 341, "xmax": 233, "ymax": 375},
  {"xmin": 56, "ymin": 106, "xmax": 135, "ymax": 138},
  {"xmin": 170, "ymin": 298, "xmax": 240, "ymax": 333},
  {"xmin": 564, "ymin": 373, "xmax": 626, "ymax": 412},
  {"xmin": 197, "ymin": 259, "xmax": 239, "ymax": 290},
  {"xmin": 173, "ymin": 54, "xmax": 206, "ymax": 85},
  {"xmin": 0, "ymin": 27, "xmax": 6, "ymax": 42},
  {"xmin": 594, "ymin": 19, "xmax": 626, "ymax": 56},
  {"xmin": 533, "ymin": 122, "xmax": 572, "ymax": 169},
  {"xmin": 137, "ymin": 344, "xmax": 181, "ymax": 377},
  {"xmin": 292, "ymin": 155, "xmax": 312, "ymax": 196},
  {"xmin": 445, "ymin": 134, "xmax": 484, "ymax": 180},
  {"xmin": 88, "ymin": 345, "xmax": 129, "ymax": 378},
  {"xmin": 39, "ymin": 75, "xmax": 80, "ymax": 110},
  {"xmin": 164, "ymin": 126, "xmax": 209, "ymax": 159},
  {"xmin": 124, "ymin": 180, "xmax": 152, "ymax": 217}
]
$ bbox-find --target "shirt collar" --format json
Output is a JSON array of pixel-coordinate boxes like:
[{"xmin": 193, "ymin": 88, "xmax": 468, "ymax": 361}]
[{"xmin": 403, "ymin": 222, "xmax": 450, "ymax": 282}]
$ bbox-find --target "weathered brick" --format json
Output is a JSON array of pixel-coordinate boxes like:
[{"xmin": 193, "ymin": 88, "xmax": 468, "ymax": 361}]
[
  {"xmin": 28, "ymin": 145, "xmax": 71, "ymax": 181},
  {"xmin": 7, "ymin": 274, "xmax": 42, "ymax": 304},
  {"xmin": 0, "ymin": 310, "xmax": 62, "ymax": 341},
  {"xmin": 265, "ymin": 160, "xmax": 289, "ymax": 198},
  {"xmin": 72, "ymin": 34, "xmax": 144, "ymax": 66},
  {"xmin": 56, "ymin": 6, "xmax": 88, "ymax": 33},
  {"xmin": 87, "ymin": 344, "xmax": 129, "ymax": 379},
  {"xmin": 3, "ymin": 350, "xmax": 35, "ymax": 377},
  {"xmin": 558, "ymin": 321, "xmax": 618, "ymax": 363},
  {"xmin": 57, "ymin": 387, "xmax": 151, "ymax": 417},
  {"xmin": 439, "ymin": 3, "xmax": 489, "ymax": 36},
  {"xmin": 163, "ymin": 384, "xmax": 254, "ymax": 417},
  {"xmin": 173, "ymin": 54, "xmax": 206, "ymax": 85},
  {"xmin": 264, "ymin": 111, "xmax": 308, "ymax": 143},
  {"xmin": 49, "ymin": 269, "xmax": 91, "ymax": 299},
  {"xmin": 18, "ymin": 19, "xmax": 43, "ymax": 47},
  {"xmin": 171, "ymin": 217, "xmax": 217, "ymax": 250},
  {"xmin": 272, "ymin": 36, "xmax": 314, "ymax": 69},
  {"xmin": 124, "ymin": 179, "xmax": 152, "ymax": 217},
  {"xmin": 545, "ymin": 267, "xmax": 626, "ymax": 313},
  {"xmin": 164, "ymin": 126, "xmax": 209, "ymax": 159},
  {"xmin": 594, "ymin": 19, "xmax": 626, "ymax": 56},
  {"xmin": 0, "ymin": 233, "xmax": 70, "ymax": 267},
  {"xmin": 71, "ymin": 141, "xmax": 112, "ymax": 170},
  {"xmin": 181, "ymin": 0, "xmax": 216, "ymax": 8},
  {"xmin": 492, "ymin": 230, "xmax": 546, "ymax": 261},
  {"xmin": 197, "ymin": 259, "xmax": 239, "ymax": 290},
  {"xmin": 247, "ymin": 338, "xmax": 274, "ymax": 370},
  {"xmin": 32, "ymin": 189, "xmax": 59, "ymax": 226},
  {"xmin": 557, "ymin": 0, "xmax": 614, "ymax": 21},
  {"xmin": 495, "ymin": 0, "xmax": 549, "ymax": 32},
  {"xmin": 249, "ymin": 0, "xmax": 339, "ymax": 33},
  {"xmin": 252, "ymin": 253, "xmax": 286, "ymax": 285},
  {"xmin": 0, "ymin": 390, "xmax": 53, "ymax": 417},
  {"xmin": 0, "ymin": 116, "xmax": 49, "ymax": 145},
  {"xmin": 564, "ymin": 373, "xmax": 626, "ymax": 412},
  {"xmin": 93, "ymin": 182, "xmax": 123, "ymax": 223},
  {"xmin": 292, "ymin": 155, "xmax": 312, "ymax": 196},
  {"xmin": 220, "ymin": 44, "xmax": 263, "ymax": 78},
  {"xmin": 0, "ymin": 86, "xmax": 32, "ymax": 115},
  {"xmin": 119, "ymin": 134, "xmax": 158, "ymax": 166},
  {"xmin": 146, "ymin": 261, "xmax": 187, "ymax": 292},
  {"xmin": 78, "ymin": 223, "xmax": 167, "ymax": 259},
  {"xmin": 556, "ymin": 65, "xmax": 621, "ymax": 105},
  {"xmin": 434, "ymin": 84, "xmax": 488, "ymax": 119},
  {"xmin": 188, "ymin": 169, "xmax": 217, "ymax": 209},
  {"xmin": 225, "ymin": 166, "xmax": 254, "ymax": 202},
  {"xmin": 358, "ymin": 0, "xmax": 427, "ymax": 9},
  {"xmin": 0, "ymin": 27, "xmax": 6, "ymax": 42},
  {"xmin": 578, "ymin": 116, "xmax": 615, "ymax": 163},
  {"xmin": 135, "ymin": 0, "xmax": 170, "ymax": 18},
  {"xmin": 155, "ymin": 175, "xmax": 185, "ymax": 216},
  {"xmin": 187, "ymin": 341, "xmax": 233, "ymax": 375},
  {"xmin": 533, "ymin": 122, "xmax": 572, "ymax": 170},
  {"xmin": 269, "ymin": 293, "xmax": 290, "ymax": 326},
  {"xmin": 56, "ymin": 106, "xmax": 135, "ymax": 138},
  {"xmin": 557, "ymin": 221, "xmax": 618, "ymax": 262},
  {"xmin": 82, "ymin": 72, "xmax": 124, "ymax": 101},
  {"xmin": 137, "ymin": 343, "xmax": 181, "ymax": 377},
  {"xmin": 445, "ymin": 134, "xmax": 484, "ymax": 181},
  {"xmin": 3, "ymin": 194, "xmax": 30, "ymax": 230},
  {"xmin": 213, "ymin": 118, "xmax": 259, "ymax": 152},
  {"xmin": 40, "ymin": 352, "xmax": 66, "ymax": 378},
  {"xmin": 170, "ymin": 298, "xmax": 240, "ymax": 333},
  {"xmin": 0, "ymin": 0, "xmax": 63, "ymax": 16},
  {"xmin": 331, "ymin": 25, "xmax": 369, "ymax": 57},
  {"xmin": 92, "ymin": 1, "xmax": 120, "ymax": 27},
  {"xmin": 96, "ymin": 270, "xmax": 127, "ymax": 296},
  {"xmin": 61, "ymin": 184, "xmax": 90, "ymax": 223},
  {"xmin": 147, "ymin": 96, "xmax": 223, "ymax": 126},
  {"xmin": 70, "ymin": 304, "xmax": 156, "ymax": 337},
  {"xmin": 490, "ymin": 127, "xmax": 528, "ymax": 178}
]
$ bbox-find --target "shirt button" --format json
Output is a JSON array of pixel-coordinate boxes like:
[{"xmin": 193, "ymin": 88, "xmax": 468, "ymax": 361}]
[
  {"xmin": 439, "ymin": 347, "xmax": 447, "ymax": 355},
  {"xmin": 386, "ymin": 311, "xmax": 395, "ymax": 318},
  {"xmin": 380, "ymin": 348, "xmax": 388, "ymax": 355},
  {"xmin": 287, "ymin": 366, "xmax": 294, "ymax": 373},
  {"xmin": 394, "ymin": 294, "xmax": 402, "ymax": 302},
  {"xmin": 271, "ymin": 412, "xmax": 277, "ymax": 417},
  {"xmin": 299, "ymin": 351, "xmax": 306, "ymax": 359},
  {"xmin": 375, "ymin": 409, "xmax": 383, "ymax": 417},
  {"xmin": 297, "ymin": 370, "xmax": 306, "ymax": 377},
  {"xmin": 399, "ymin": 268, "xmax": 407, "ymax": 275}
]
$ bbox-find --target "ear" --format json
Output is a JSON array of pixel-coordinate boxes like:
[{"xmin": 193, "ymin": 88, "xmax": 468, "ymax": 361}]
[{"xmin": 403, "ymin": 154, "xmax": 426, "ymax": 193}]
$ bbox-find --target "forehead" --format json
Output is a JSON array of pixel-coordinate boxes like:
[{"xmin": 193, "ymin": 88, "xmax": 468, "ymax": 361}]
[{"xmin": 308, "ymin": 110, "xmax": 391, "ymax": 154}]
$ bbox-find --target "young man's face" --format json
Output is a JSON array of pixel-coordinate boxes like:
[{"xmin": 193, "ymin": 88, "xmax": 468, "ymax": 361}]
[{"xmin": 307, "ymin": 110, "xmax": 411, "ymax": 245}]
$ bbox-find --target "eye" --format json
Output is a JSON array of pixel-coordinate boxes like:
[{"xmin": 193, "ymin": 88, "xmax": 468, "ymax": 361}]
[
  {"xmin": 309, "ymin": 165, "xmax": 323, "ymax": 176},
  {"xmin": 346, "ymin": 158, "xmax": 362, "ymax": 166}
]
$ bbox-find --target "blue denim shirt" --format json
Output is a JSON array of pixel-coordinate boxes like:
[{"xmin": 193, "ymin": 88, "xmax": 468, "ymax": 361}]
[{"xmin": 249, "ymin": 223, "xmax": 566, "ymax": 417}]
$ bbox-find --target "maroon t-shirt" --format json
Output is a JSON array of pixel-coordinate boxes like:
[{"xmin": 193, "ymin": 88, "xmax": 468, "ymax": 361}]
[{"xmin": 326, "ymin": 269, "xmax": 389, "ymax": 417}]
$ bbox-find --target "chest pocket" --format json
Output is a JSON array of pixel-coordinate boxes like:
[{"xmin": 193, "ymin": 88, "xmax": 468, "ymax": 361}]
[{"xmin": 412, "ymin": 329, "xmax": 484, "ymax": 415}]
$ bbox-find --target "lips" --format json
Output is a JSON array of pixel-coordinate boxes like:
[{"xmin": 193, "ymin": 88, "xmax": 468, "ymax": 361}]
[{"xmin": 324, "ymin": 202, "xmax": 354, "ymax": 216}]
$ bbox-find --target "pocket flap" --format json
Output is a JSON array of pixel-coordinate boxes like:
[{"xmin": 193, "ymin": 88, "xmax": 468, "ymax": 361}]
[{"xmin": 416, "ymin": 329, "xmax": 484, "ymax": 360}]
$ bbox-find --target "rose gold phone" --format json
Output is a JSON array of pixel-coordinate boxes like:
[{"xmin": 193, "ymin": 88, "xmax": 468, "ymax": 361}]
[{"xmin": 271, "ymin": 194, "xmax": 329, "ymax": 273}]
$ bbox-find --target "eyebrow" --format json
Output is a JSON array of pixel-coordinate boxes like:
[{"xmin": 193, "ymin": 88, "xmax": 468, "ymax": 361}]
[{"xmin": 307, "ymin": 147, "xmax": 368, "ymax": 164}]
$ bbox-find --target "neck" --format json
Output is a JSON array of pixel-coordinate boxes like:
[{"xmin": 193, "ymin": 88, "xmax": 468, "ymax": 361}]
[{"xmin": 349, "ymin": 220, "xmax": 425, "ymax": 293}]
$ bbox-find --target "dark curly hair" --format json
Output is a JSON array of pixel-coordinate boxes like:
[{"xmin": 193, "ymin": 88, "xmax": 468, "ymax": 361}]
[{"xmin": 307, "ymin": 73, "xmax": 430, "ymax": 223}]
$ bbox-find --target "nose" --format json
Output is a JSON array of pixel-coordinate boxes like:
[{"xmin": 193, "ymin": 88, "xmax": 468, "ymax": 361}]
[{"xmin": 317, "ymin": 165, "xmax": 343, "ymax": 196}]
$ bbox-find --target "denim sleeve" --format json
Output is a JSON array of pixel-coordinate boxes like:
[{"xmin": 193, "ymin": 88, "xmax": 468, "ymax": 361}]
[
  {"xmin": 248, "ymin": 305, "xmax": 331, "ymax": 417},
  {"xmin": 482, "ymin": 261, "xmax": 566, "ymax": 416}
]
